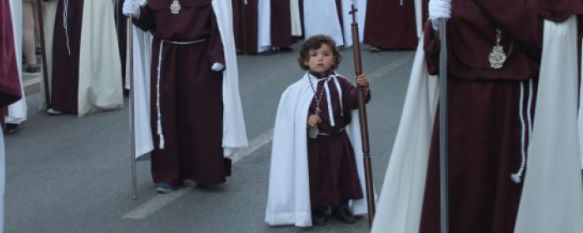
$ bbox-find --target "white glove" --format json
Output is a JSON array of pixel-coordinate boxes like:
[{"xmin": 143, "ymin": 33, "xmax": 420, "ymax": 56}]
[
  {"xmin": 428, "ymin": 0, "xmax": 451, "ymax": 30},
  {"xmin": 211, "ymin": 63, "xmax": 225, "ymax": 72},
  {"xmin": 123, "ymin": 0, "xmax": 142, "ymax": 18}
]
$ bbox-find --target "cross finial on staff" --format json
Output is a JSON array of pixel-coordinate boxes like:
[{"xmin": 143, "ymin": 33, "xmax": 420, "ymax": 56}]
[{"xmin": 350, "ymin": 4, "xmax": 358, "ymax": 23}]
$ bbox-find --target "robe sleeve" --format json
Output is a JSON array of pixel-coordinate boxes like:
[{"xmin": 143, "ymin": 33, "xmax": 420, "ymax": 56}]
[
  {"xmin": 0, "ymin": 0, "xmax": 22, "ymax": 107},
  {"xmin": 423, "ymin": 21, "xmax": 440, "ymax": 76},
  {"xmin": 207, "ymin": 8, "xmax": 225, "ymax": 69},
  {"xmin": 340, "ymin": 77, "xmax": 371, "ymax": 110},
  {"xmin": 539, "ymin": 0, "xmax": 583, "ymax": 22}
]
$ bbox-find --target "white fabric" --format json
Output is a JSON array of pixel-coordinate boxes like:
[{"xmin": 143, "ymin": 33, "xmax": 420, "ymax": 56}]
[
  {"xmin": 514, "ymin": 16, "xmax": 583, "ymax": 233},
  {"xmin": 211, "ymin": 62, "xmax": 224, "ymax": 71},
  {"xmin": 290, "ymin": 0, "xmax": 302, "ymax": 37},
  {"xmin": 131, "ymin": 24, "xmax": 154, "ymax": 158},
  {"xmin": 257, "ymin": 0, "xmax": 270, "ymax": 53},
  {"xmin": 340, "ymin": 0, "xmax": 366, "ymax": 47},
  {"xmin": 7, "ymin": 0, "xmax": 26, "ymax": 124},
  {"xmin": 133, "ymin": 0, "xmax": 248, "ymax": 158},
  {"xmin": 414, "ymin": 0, "xmax": 423, "ymax": 37},
  {"xmin": 578, "ymin": 37, "xmax": 583, "ymax": 169},
  {"xmin": 428, "ymin": 0, "xmax": 451, "ymax": 30},
  {"xmin": 265, "ymin": 73, "xmax": 369, "ymax": 227},
  {"xmin": 122, "ymin": 0, "xmax": 141, "ymax": 18},
  {"xmin": 370, "ymin": 38, "xmax": 439, "ymax": 233},
  {"xmin": 371, "ymin": 17, "xmax": 583, "ymax": 233},
  {"xmin": 0, "ymin": 131, "xmax": 4, "ymax": 233},
  {"xmin": 41, "ymin": 0, "xmax": 58, "ymax": 103},
  {"xmin": 303, "ymin": 0, "xmax": 344, "ymax": 46},
  {"xmin": 77, "ymin": 0, "xmax": 124, "ymax": 116}
]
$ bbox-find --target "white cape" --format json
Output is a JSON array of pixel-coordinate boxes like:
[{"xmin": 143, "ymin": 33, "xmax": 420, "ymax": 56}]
[
  {"xmin": 77, "ymin": 0, "xmax": 124, "ymax": 116},
  {"xmin": 7, "ymin": 0, "xmax": 26, "ymax": 124},
  {"xmin": 414, "ymin": 0, "xmax": 423, "ymax": 38},
  {"xmin": 265, "ymin": 73, "xmax": 369, "ymax": 227},
  {"xmin": 371, "ymin": 16, "xmax": 583, "ymax": 233},
  {"xmin": 132, "ymin": 0, "xmax": 248, "ymax": 158},
  {"xmin": 257, "ymin": 0, "xmax": 270, "ymax": 53},
  {"xmin": 303, "ymin": 0, "xmax": 344, "ymax": 46},
  {"xmin": 340, "ymin": 0, "xmax": 366, "ymax": 47},
  {"xmin": 290, "ymin": 0, "xmax": 302, "ymax": 37},
  {"xmin": 0, "ymin": 131, "xmax": 4, "ymax": 233}
]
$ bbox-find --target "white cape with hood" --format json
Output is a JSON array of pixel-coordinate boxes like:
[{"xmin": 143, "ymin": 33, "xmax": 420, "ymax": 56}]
[
  {"xmin": 265, "ymin": 73, "xmax": 370, "ymax": 227},
  {"xmin": 132, "ymin": 0, "xmax": 248, "ymax": 158},
  {"xmin": 371, "ymin": 16, "xmax": 583, "ymax": 233}
]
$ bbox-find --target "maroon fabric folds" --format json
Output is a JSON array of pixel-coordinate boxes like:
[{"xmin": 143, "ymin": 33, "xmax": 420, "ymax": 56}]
[
  {"xmin": 50, "ymin": 0, "xmax": 84, "ymax": 113},
  {"xmin": 231, "ymin": 0, "xmax": 258, "ymax": 53},
  {"xmin": 0, "ymin": 0, "xmax": 21, "ymax": 108},
  {"xmin": 364, "ymin": 0, "xmax": 418, "ymax": 50},
  {"xmin": 270, "ymin": 0, "xmax": 293, "ymax": 48}
]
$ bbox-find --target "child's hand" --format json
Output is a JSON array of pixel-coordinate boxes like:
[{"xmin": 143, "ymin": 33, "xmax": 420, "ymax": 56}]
[
  {"xmin": 308, "ymin": 114, "xmax": 322, "ymax": 127},
  {"xmin": 356, "ymin": 74, "xmax": 369, "ymax": 90}
]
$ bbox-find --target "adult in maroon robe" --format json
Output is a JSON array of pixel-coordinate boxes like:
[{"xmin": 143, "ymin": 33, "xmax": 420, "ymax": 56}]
[
  {"xmin": 232, "ymin": 0, "xmax": 258, "ymax": 54},
  {"xmin": 133, "ymin": 0, "xmax": 230, "ymax": 187},
  {"xmin": 1, "ymin": 0, "xmax": 22, "ymax": 108},
  {"xmin": 420, "ymin": 0, "xmax": 583, "ymax": 232},
  {"xmin": 270, "ymin": 0, "xmax": 293, "ymax": 50},
  {"xmin": 364, "ymin": 0, "xmax": 418, "ymax": 50}
]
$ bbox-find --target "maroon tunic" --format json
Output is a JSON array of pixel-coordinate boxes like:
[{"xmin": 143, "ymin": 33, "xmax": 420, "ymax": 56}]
[
  {"xmin": 50, "ymin": 0, "xmax": 84, "ymax": 113},
  {"xmin": 232, "ymin": 0, "xmax": 258, "ymax": 54},
  {"xmin": 420, "ymin": 1, "xmax": 583, "ymax": 232},
  {"xmin": 307, "ymin": 73, "xmax": 370, "ymax": 208},
  {"xmin": 134, "ymin": 0, "xmax": 229, "ymax": 186},
  {"xmin": 0, "ymin": 0, "xmax": 21, "ymax": 109},
  {"xmin": 270, "ymin": 0, "xmax": 293, "ymax": 48},
  {"xmin": 363, "ymin": 0, "xmax": 417, "ymax": 50}
]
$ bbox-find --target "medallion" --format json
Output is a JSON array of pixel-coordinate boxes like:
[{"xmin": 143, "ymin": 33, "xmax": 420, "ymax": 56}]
[
  {"xmin": 170, "ymin": 0, "xmax": 182, "ymax": 14},
  {"xmin": 488, "ymin": 29, "xmax": 506, "ymax": 69}
]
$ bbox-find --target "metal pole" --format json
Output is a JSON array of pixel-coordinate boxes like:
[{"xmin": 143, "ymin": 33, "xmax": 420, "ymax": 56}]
[
  {"xmin": 127, "ymin": 16, "xmax": 137, "ymax": 200},
  {"xmin": 35, "ymin": 0, "xmax": 51, "ymax": 109},
  {"xmin": 438, "ymin": 19, "xmax": 449, "ymax": 233},
  {"xmin": 350, "ymin": 4, "xmax": 375, "ymax": 227}
]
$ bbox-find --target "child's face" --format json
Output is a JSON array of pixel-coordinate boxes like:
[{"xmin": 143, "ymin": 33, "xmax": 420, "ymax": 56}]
[{"xmin": 304, "ymin": 44, "xmax": 335, "ymax": 75}]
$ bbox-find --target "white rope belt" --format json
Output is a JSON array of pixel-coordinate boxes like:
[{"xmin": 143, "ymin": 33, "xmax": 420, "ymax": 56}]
[
  {"xmin": 512, "ymin": 79, "xmax": 534, "ymax": 183},
  {"xmin": 317, "ymin": 127, "xmax": 345, "ymax": 136},
  {"xmin": 155, "ymin": 38, "xmax": 206, "ymax": 150}
]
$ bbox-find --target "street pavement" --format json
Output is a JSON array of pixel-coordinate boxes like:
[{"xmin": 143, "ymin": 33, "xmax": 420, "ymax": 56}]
[{"xmin": 5, "ymin": 45, "xmax": 416, "ymax": 233}]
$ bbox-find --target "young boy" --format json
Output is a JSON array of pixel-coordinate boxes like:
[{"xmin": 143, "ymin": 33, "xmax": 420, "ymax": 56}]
[{"xmin": 265, "ymin": 35, "xmax": 371, "ymax": 227}]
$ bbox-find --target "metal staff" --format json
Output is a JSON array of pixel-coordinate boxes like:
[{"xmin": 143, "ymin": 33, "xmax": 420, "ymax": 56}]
[
  {"xmin": 35, "ymin": 0, "xmax": 51, "ymax": 109},
  {"xmin": 127, "ymin": 16, "xmax": 137, "ymax": 200},
  {"xmin": 438, "ymin": 19, "xmax": 449, "ymax": 233},
  {"xmin": 349, "ymin": 4, "xmax": 375, "ymax": 227}
]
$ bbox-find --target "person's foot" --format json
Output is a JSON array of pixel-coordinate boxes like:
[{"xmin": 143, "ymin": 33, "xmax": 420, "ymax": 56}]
[
  {"xmin": 23, "ymin": 63, "xmax": 40, "ymax": 73},
  {"xmin": 155, "ymin": 183, "xmax": 175, "ymax": 194},
  {"xmin": 311, "ymin": 207, "xmax": 329, "ymax": 226},
  {"xmin": 3, "ymin": 123, "xmax": 21, "ymax": 134},
  {"xmin": 46, "ymin": 108, "xmax": 63, "ymax": 115},
  {"xmin": 332, "ymin": 205, "xmax": 357, "ymax": 224},
  {"xmin": 368, "ymin": 46, "xmax": 382, "ymax": 53}
]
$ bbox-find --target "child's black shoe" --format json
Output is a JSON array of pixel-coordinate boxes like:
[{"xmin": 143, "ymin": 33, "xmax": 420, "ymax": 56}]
[
  {"xmin": 332, "ymin": 205, "xmax": 357, "ymax": 224},
  {"xmin": 311, "ymin": 207, "xmax": 328, "ymax": 226}
]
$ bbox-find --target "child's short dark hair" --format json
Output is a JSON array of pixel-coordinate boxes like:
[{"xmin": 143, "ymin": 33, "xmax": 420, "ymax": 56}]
[{"xmin": 297, "ymin": 35, "xmax": 342, "ymax": 70}]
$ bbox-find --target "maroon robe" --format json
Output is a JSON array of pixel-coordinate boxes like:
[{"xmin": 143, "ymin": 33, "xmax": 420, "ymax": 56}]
[
  {"xmin": 232, "ymin": 0, "xmax": 258, "ymax": 54},
  {"xmin": 364, "ymin": 0, "xmax": 417, "ymax": 50},
  {"xmin": 420, "ymin": 1, "xmax": 583, "ymax": 232},
  {"xmin": 307, "ymin": 73, "xmax": 370, "ymax": 208},
  {"xmin": 50, "ymin": 0, "xmax": 84, "ymax": 113},
  {"xmin": 134, "ymin": 0, "xmax": 229, "ymax": 186},
  {"xmin": 270, "ymin": 0, "xmax": 293, "ymax": 49},
  {"xmin": 0, "ymin": 0, "xmax": 21, "ymax": 109}
]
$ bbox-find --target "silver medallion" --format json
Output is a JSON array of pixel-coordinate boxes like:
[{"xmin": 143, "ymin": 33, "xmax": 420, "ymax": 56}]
[
  {"xmin": 170, "ymin": 0, "xmax": 182, "ymax": 14},
  {"xmin": 308, "ymin": 126, "xmax": 319, "ymax": 139},
  {"xmin": 488, "ymin": 44, "xmax": 506, "ymax": 69}
]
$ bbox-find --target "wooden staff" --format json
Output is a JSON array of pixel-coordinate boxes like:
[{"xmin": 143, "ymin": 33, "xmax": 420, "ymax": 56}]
[
  {"xmin": 349, "ymin": 4, "xmax": 375, "ymax": 227},
  {"xmin": 127, "ymin": 16, "xmax": 137, "ymax": 200},
  {"xmin": 438, "ymin": 19, "xmax": 450, "ymax": 233},
  {"xmin": 35, "ymin": 0, "xmax": 50, "ymax": 109}
]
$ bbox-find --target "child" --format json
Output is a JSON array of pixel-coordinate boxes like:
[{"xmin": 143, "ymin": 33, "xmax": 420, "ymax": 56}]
[{"xmin": 265, "ymin": 35, "xmax": 371, "ymax": 227}]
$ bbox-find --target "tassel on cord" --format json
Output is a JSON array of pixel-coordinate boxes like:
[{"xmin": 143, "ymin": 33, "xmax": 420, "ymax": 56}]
[
  {"xmin": 63, "ymin": 0, "xmax": 71, "ymax": 55},
  {"xmin": 156, "ymin": 42, "xmax": 165, "ymax": 149}
]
